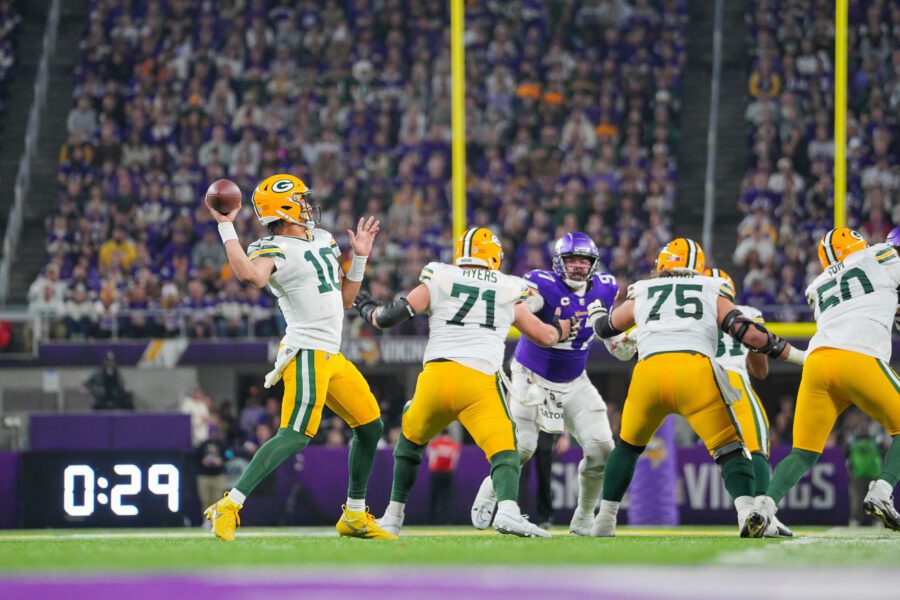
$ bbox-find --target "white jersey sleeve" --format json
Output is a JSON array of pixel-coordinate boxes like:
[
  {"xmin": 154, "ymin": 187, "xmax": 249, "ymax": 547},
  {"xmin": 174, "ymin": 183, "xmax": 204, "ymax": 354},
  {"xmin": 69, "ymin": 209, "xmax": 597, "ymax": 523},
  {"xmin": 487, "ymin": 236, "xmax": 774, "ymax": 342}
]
[
  {"xmin": 421, "ymin": 262, "xmax": 529, "ymax": 374},
  {"xmin": 715, "ymin": 305, "xmax": 763, "ymax": 376},
  {"xmin": 629, "ymin": 274, "xmax": 731, "ymax": 360},
  {"xmin": 805, "ymin": 244, "xmax": 900, "ymax": 362}
]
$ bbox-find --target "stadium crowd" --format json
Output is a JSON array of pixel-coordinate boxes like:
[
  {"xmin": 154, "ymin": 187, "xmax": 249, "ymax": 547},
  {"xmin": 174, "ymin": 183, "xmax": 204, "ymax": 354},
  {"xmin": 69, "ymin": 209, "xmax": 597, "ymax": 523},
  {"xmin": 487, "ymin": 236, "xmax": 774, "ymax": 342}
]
[
  {"xmin": 27, "ymin": 0, "xmax": 688, "ymax": 340},
  {"xmin": 736, "ymin": 0, "xmax": 899, "ymax": 320}
]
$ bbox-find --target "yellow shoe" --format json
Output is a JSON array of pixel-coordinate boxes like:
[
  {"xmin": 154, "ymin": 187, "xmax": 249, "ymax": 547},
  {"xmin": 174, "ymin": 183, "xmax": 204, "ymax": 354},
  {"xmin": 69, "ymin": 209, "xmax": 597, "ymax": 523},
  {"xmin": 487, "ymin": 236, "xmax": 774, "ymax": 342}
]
[
  {"xmin": 204, "ymin": 493, "xmax": 242, "ymax": 541},
  {"xmin": 336, "ymin": 505, "xmax": 399, "ymax": 540}
]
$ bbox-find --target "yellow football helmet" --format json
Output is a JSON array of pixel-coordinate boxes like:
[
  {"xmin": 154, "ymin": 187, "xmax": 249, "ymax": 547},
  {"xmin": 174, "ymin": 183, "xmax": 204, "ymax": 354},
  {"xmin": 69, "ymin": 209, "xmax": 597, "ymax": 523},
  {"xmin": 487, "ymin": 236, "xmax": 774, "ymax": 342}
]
[
  {"xmin": 818, "ymin": 227, "xmax": 868, "ymax": 269},
  {"xmin": 704, "ymin": 267, "xmax": 736, "ymax": 300},
  {"xmin": 656, "ymin": 238, "xmax": 705, "ymax": 273},
  {"xmin": 454, "ymin": 227, "xmax": 503, "ymax": 270},
  {"xmin": 250, "ymin": 174, "xmax": 320, "ymax": 229}
]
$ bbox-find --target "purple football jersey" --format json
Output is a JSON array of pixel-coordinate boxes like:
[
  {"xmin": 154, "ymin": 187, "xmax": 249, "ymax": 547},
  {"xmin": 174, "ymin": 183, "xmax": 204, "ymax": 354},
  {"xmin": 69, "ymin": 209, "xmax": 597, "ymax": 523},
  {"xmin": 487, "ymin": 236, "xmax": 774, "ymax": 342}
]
[{"xmin": 513, "ymin": 270, "xmax": 618, "ymax": 383}]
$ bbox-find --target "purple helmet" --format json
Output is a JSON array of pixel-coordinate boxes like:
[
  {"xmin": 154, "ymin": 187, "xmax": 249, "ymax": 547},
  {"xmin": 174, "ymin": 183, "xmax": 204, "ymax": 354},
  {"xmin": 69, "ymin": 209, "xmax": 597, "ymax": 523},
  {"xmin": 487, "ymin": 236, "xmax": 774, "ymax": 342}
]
[
  {"xmin": 552, "ymin": 232, "xmax": 600, "ymax": 288},
  {"xmin": 887, "ymin": 226, "xmax": 900, "ymax": 249}
]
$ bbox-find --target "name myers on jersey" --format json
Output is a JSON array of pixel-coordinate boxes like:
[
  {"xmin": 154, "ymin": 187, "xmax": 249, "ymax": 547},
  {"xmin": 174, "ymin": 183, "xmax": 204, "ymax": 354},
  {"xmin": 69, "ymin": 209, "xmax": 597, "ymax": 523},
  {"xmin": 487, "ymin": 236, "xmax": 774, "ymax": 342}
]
[{"xmin": 462, "ymin": 269, "xmax": 498, "ymax": 283}]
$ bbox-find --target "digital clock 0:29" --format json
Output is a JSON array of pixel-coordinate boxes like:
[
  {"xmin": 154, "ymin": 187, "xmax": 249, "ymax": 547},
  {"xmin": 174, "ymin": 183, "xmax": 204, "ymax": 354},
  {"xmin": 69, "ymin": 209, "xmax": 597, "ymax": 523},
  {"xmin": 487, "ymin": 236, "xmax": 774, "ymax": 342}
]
[{"xmin": 22, "ymin": 451, "xmax": 189, "ymax": 528}]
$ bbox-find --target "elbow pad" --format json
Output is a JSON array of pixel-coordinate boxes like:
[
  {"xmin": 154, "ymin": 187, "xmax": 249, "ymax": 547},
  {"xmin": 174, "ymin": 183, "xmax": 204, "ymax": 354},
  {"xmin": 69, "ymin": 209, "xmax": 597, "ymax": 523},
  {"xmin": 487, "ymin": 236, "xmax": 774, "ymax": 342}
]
[
  {"xmin": 373, "ymin": 297, "xmax": 416, "ymax": 329},
  {"xmin": 721, "ymin": 309, "xmax": 786, "ymax": 358},
  {"xmin": 592, "ymin": 313, "xmax": 623, "ymax": 339}
]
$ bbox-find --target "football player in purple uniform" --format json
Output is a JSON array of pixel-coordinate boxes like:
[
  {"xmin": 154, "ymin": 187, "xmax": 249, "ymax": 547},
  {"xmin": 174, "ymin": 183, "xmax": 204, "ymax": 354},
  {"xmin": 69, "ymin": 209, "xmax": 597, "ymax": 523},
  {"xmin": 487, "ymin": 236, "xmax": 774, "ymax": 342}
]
[{"xmin": 470, "ymin": 232, "xmax": 636, "ymax": 535}]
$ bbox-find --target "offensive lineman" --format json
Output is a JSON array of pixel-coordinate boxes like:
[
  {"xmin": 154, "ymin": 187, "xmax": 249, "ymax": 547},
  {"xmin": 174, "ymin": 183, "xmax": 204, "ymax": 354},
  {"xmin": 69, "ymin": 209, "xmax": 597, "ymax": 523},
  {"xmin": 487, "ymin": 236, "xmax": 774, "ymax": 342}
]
[
  {"xmin": 470, "ymin": 232, "xmax": 635, "ymax": 535},
  {"xmin": 353, "ymin": 227, "xmax": 576, "ymax": 537},
  {"xmin": 704, "ymin": 267, "xmax": 792, "ymax": 537},
  {"xmin": 746, "ymin": 228, "xmax": 900, "ymax": 536},
  {"xmin": 204, "ymin": 174, "xmax": 396, "ymax": 540},
  {"xmin": 589, "ymin": 238, "xmax": 806, "ymax": 537}
]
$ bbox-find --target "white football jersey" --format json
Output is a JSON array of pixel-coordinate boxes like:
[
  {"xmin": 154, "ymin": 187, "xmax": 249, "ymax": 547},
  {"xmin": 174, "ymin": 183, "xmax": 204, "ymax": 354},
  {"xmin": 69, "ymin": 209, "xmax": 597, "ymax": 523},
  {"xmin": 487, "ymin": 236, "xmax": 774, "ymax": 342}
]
[
  {"xmin": 715, "ymin": 305, "xmax": 764, "ymax": 377},
  {"xmin": 248, "ymin": 229, "xmax": 344, "ymax": 355},
  {"xmin": 805, "ymin": 243, "xmax": 900, "ymax": 362},
  {"xmin": 628, "ymin": 274, "xmax": 733, "ymax": 360},
  {"xmin": 419, "ymin": 262, "xmax": 529, "ymax": 375}
]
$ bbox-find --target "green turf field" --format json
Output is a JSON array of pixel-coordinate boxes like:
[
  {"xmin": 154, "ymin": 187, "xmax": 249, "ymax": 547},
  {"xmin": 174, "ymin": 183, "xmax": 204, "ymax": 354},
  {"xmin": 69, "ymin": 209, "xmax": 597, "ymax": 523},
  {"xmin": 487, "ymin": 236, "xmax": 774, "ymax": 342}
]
[{"xmin": 2, "ymin": 526, "xmax": 899, "ymax": 572}]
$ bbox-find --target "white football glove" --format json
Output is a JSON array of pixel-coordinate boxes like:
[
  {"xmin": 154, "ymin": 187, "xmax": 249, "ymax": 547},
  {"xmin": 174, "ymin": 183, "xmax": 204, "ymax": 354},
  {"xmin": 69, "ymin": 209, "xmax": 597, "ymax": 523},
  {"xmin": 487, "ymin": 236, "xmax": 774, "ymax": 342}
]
[
  {"xmin": 585, "ymin": 298, "xmax": 609, "ymax": 332},
  {"xmin": 604, "ymin": 331, "xmax": 637, "ymax": 361}
]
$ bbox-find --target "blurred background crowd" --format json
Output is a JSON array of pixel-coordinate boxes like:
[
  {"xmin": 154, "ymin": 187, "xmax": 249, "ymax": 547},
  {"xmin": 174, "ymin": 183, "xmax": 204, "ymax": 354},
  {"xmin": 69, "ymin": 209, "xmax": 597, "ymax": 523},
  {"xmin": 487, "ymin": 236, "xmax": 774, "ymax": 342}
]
[
  {"xmin": 29, "ymin": 0, "xmax": 688, "ymax": 339},
  {"xmin": 734, "ymin": 0, "xmax": 898, "ymax": 320}
]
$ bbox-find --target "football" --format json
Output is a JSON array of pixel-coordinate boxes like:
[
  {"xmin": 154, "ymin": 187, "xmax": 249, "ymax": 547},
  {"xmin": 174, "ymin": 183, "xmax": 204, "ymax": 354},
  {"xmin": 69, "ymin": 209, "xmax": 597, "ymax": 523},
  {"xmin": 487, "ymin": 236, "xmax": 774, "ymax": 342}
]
[{"xmin": 205, "ymin": 179, "xmax": 242, "ymax": 214}]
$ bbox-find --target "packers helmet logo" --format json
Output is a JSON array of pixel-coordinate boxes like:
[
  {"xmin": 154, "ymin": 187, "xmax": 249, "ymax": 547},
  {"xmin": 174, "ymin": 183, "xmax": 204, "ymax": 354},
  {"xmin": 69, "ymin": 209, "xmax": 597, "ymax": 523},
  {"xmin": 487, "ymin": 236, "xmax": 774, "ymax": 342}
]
[
  {"xmin": 849, "ymin": 230, "xmax": 864, "ymax": 241},
  {"xmin": 271, "ymin": 179, "xmax": 295, "ymax": 193}
]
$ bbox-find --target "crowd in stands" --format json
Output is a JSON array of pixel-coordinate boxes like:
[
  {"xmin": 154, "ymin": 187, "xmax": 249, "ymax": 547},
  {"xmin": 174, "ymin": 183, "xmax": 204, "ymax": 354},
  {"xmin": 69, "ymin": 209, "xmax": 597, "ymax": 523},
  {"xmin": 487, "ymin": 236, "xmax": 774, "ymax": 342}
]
[
  {"xmin": 737, "ymin": 0, "xmax": 899, "ymax": 320},
  {"xmin": 27, "ymin": 0, "xmax": 687, "ymax": 340}
]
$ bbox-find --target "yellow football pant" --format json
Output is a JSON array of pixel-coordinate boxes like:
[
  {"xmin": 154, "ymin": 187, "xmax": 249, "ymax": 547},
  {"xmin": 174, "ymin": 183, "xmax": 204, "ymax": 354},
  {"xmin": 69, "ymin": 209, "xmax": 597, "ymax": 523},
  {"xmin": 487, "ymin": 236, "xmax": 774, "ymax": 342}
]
[
  {"xmin": 793, "ymin": 347, "xmax": 900, "ymax": 453},
  {"xmin": 281, "ymin": 349, "xmax": 380, "ymax": 437},
  {"xmin": 728, "ymin": 370, "xmax": 770, "ymax": 455},
  {"xmin": 402, "ymin": 361, "xmax": 516, "ymax": 460},
  {"xmin": 620, "ymin": 352, "xmax": 741, "ymax": 452}
]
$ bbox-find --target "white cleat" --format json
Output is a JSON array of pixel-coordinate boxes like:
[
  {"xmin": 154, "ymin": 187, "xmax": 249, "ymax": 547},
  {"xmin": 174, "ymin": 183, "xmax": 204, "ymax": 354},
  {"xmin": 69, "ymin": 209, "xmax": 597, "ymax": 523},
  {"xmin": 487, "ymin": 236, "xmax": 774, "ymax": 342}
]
[
  {"xmin": 493, "ymin": 510, "xmax": 551, "ymax": 538},
  {"xmin": 590, "ymin": 513, "xmax": 616, "ymax": 537},
  {"xmin": 377, "ymin": 511, "xmax": 404, "ymax": 537},
  {"xmin": 770, "ymin": 515, "xmax": 794, "ymax": 537},
  {"xmin": 569, "ymin": 509, "xmax": 594, "ymax": 536},
  {"xmin": 863, "ymin": 480, "xmax": 900, "ymax": 532},
  {"xmin": 743, "ymin": 495, "xmax": 776, "ymax": 538},
  {"xmin": 471, "ymin": 477, "xmax": 497, "ymax": 530}
]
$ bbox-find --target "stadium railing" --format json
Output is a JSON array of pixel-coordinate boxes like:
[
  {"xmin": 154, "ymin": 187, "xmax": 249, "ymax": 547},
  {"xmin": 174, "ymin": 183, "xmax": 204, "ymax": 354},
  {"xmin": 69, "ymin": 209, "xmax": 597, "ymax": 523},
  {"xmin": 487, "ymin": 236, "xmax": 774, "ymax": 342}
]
[{"xmin": 0, "ymin": 0, "xmax": 60, "ymax": 304}]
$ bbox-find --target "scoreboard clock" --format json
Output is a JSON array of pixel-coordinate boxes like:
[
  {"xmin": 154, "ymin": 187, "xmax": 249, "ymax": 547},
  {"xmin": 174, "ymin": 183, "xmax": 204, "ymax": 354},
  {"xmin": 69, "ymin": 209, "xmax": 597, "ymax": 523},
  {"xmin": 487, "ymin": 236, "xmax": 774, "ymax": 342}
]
[{"xmin": 22, "ymin": 451, "xmax": 189, "ymax": 528}]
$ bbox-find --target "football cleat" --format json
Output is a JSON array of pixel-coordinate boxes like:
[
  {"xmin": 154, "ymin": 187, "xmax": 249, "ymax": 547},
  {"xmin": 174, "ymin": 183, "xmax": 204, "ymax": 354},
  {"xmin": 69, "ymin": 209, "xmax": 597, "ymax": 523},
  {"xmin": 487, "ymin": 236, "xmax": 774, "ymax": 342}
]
[
  {"xmin": 590, "ymin": 512, "xmax": 616, "ymax": 537},
  {"xmin": 771, "ymin": 515, "xmax": 794, "ymax": 537},
  {"xmin": 204, "ymin": 492, "xmax": 242, "ymax": 542},
  {"xmin": 743, "ymin": 495, "xmax": 776, "ymax": 538},
  {"xmin": 493, "ymin": 509, "xmax": 551, "ymax": 538},
  {"xmin": 569, "ymin": 509, "xmax": 595, "ymax": 536},
  {"xmin": 471, "ymin": 477, "xmax": 497, "ymax": 530},
  {"xmin": 336, "ymin": 505, "xmax": 399, "ymax": 540},
  {"xmin": 376, "ymin": 511, "xmax": 404, "ymax": 537},
  {"xmin": 863, "ymin": 480, "xmax": 900, "ymax": 532}
]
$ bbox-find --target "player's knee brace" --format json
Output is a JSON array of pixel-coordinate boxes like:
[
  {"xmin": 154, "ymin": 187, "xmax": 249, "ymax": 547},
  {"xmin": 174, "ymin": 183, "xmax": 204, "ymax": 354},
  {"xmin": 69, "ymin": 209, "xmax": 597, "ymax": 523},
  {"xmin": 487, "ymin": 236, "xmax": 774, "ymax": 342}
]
[
  {"xmin": 579, "ymin": 438, "xmax": 615, "ymax": 476},
  {"xmin": 713, "ymin": 440, "xmax": 750, "ymax": 464},
  {"xmin": 352, "ymin": 418, "xmax": 384, "ymax": 449},
  {"xmin": 393, "ymin": 433, "xmax": 425, "ymax": 465}
]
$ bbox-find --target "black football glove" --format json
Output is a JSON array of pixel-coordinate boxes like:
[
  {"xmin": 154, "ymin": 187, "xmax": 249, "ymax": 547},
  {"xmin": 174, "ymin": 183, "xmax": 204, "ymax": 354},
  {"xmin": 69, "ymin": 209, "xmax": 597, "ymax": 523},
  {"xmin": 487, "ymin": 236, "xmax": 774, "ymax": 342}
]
[{"xmin": 352, "ymin": 290, "xmax": 381, "ymax": 324}]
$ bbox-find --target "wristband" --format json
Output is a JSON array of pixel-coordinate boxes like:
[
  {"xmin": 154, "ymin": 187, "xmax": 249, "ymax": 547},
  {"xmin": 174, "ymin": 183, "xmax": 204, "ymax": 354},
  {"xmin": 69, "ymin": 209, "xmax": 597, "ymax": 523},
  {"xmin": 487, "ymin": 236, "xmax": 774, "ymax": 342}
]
[
  {"xmin": 345, "ymin": 254, "xmax": 368, "ymax": 282},
  {"xmin": 218, "ymin": 222, "xmax": 238, "ymax": 244}
]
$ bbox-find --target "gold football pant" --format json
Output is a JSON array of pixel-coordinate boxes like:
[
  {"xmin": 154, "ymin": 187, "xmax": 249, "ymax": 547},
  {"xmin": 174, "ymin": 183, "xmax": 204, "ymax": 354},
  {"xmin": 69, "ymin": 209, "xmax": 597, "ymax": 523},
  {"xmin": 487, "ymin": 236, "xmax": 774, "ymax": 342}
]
[
  {"xmin": 619, "ymin": 352, "xmax": 741, "ymax": 452},
  {"xmin": 793, "ymin": 347, "xmax": 900, "ymax": 453},
  {"xmin": 728, "ymin": 370, "xmax": 770, "ymax": 455},
  {"xmin": 402, "ymin": 360, "xmax": 516, "ymax": 460},
  {"xmin": 281, "ymin": 350, "xmax": 380, "ymax": 436}
]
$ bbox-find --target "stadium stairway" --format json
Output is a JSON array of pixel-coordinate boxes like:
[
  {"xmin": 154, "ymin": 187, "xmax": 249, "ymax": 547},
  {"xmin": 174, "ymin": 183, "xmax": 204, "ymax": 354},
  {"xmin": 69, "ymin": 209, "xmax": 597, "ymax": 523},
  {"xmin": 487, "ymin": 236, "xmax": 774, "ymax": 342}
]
[
  {"xmin": 0, "ymin": 0, "xmax": 50, "ymax": 238},
  {"xmin": 6, "ymin": 0, "xmax": 88, "ymax": 304},
  {"xmin": 674, "ymin": 0, "xmax": 749, "ymax": 265},
  {"xmin": 710, "ymin": 1, "xmax": 750, "ymax": 273}
]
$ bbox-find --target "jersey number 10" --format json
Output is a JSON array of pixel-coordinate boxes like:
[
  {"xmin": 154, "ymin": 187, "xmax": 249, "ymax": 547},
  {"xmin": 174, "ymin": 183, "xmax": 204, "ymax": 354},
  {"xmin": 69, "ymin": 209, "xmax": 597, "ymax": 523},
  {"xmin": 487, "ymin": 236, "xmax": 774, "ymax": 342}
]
[
  {"xmin": 304, "ymin": 249, "xmax": 342, "ymax": 293},
  {"xmin": 446, "ymin": 283, "xmax": 496, "ymax": 330}
]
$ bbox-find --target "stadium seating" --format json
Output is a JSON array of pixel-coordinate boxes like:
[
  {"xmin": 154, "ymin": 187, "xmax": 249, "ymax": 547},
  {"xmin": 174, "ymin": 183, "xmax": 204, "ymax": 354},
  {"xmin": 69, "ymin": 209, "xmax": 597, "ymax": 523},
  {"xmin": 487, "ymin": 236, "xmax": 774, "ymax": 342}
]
[
  {"xmin": 32, "ymin": 0, "xmax": 687, "ymax": 339},
  {"xmin": 737, "ymin": 0, "xmax": 899, "ymax": 320}
]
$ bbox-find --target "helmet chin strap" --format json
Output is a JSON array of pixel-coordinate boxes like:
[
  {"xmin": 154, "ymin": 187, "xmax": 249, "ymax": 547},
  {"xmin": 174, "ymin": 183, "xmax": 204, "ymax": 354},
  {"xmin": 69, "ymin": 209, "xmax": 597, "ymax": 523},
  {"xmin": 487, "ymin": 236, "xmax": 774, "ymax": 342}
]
[{"xmin": 564, "ymin": 277, "xmax": 587, "ymax": 289}]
